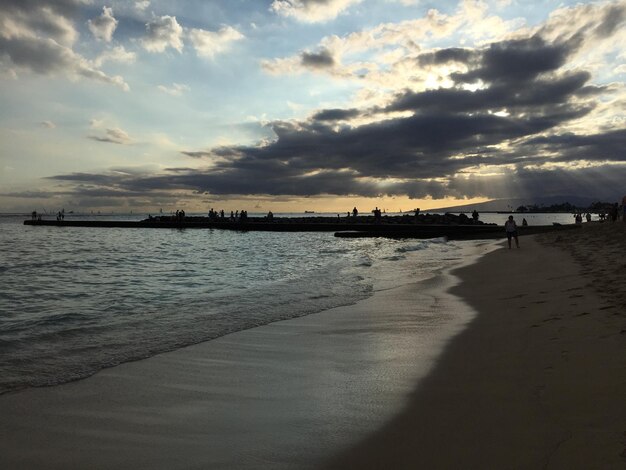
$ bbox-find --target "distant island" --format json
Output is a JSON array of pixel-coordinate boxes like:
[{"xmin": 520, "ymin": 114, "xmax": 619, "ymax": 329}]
[
  {"xmin": 513, "ymin": 201, "xmax": 615, "ymax": 213},
  {"xmin": 430, "ymin": 196, "xmax": 619, "ymax": 213}
]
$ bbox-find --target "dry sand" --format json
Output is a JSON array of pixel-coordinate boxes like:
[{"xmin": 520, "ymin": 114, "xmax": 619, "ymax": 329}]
[{"xmin": 327, "ymin": 222, "xmax": 626, "ymax": 469}]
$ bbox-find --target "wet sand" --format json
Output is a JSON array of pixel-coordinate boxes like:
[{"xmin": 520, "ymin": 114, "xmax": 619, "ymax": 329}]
[
  {"xmin": 327, "ymin": 222, "xmax": 626, "ymax": 469},
  {"xmin": 0, "ymin": 245, "xmax": 483, "ymax": 470}
]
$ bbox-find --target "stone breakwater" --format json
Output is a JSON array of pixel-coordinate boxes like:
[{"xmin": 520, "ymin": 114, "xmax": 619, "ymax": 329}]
[{"xmin": 24, "ymin": 213, "xmax": 579, "ymax": 240}]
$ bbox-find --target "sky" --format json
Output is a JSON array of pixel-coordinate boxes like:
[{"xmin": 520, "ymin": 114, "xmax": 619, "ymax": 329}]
[{"xmin": 1, "ymin": 0, "xmax": 625, "ymax": 214}]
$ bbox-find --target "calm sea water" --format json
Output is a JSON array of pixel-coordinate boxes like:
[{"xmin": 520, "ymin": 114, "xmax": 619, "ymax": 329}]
[{"xmin": 0, "ymin": 212, "xmax": 575, "ymax": 394}]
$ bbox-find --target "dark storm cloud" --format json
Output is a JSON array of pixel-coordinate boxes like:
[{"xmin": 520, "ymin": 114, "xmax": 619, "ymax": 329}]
[
  {"xmin": 47, "ymin": 19, "xmax": 626, "ymax": 202},
  {"xmin": 447, "ymin": 164, "xmax": 626, "ymax": 201},
  {"xmin": 453, "ymin": 36, "xmax": 573, "ymax": 85},
  {"xmin": 181, "ymin": 151, "xmax": 212, "ymax": 158},
  {"xmin": 388, "ymin": 71, "xmax": 594, "ymax": 114},
  {"xmin": 311, "ymin": 108, "xmax": 361, "ymax": 121},
  {"xmin": 300, "ymin": 48, "xmax": 334, "ymax": 69},
  {"xmin": 49, "ymin": 122, "xmax": 626, "ymax": 202},
  {"xmin": 521, "ymin": 129, "xmax": 626, "ymax": 163},
  {"xmin": 417, "ymin": 48, "xmax": 474, "ymax": 66}
]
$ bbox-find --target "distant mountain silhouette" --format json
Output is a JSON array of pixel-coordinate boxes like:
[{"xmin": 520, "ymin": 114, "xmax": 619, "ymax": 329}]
[{"xmin": 428, "ymin": 195, "xmax": 608, "ymax": 213}]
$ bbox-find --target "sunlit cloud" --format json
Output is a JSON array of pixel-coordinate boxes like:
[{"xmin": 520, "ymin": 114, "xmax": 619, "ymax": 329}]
[
  {"xmin": 157, "ymin": 82, "xmax": 190, "ymax": 96},
  {"xmin": 141, "ymin": 15, "xmax": 184, "ymax": 53},
  {"xmin": 88, "ymin": 127, "xmax": 133, "ymax": 145},
  {"xmin": 135, "ymin": 1, "xmax": 150, "ymax": 12},
  {"xmin": 87, "ymin": 6, "xmax": 118, "ymax": 43},
  {"xmin": 188, "ymin": 26, "xmax": 244, "ymax": 59},
  {"xmin": 93, "ymin": 45, "xmax": 136, "ymax": 67},
  {"xmin": 270, "ymin": 0, "xmax": 362, "ymax": 23}
]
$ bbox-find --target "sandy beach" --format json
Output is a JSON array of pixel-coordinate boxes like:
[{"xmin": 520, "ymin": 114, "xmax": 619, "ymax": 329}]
[
  {"xmin": 328, "ymin": 222, "xmax": 626, "ymax": 469},
  {"xmin": 1, "ymin": 223, "xmax": 625, "ymax": 469}
]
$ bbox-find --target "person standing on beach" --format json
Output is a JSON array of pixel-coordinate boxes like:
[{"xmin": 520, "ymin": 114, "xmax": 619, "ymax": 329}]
[
  {"xmin": 622, "ymin": 195, "xmax": 626, "ymax": 222},
  {"xmin": 504, "ymin": 215, "xmax": 520, "ymax": 249},
  {"xmin": 610, "ymin": 203, "xmax": 618, "ymax": 222}
]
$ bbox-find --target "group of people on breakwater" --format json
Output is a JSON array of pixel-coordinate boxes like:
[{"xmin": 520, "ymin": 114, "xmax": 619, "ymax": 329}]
[{"xmin": 207, "ymin": 208, "xmax": 250, "ymax": 221}]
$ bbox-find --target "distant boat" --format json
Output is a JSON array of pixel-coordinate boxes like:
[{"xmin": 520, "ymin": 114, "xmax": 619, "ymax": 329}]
[{"xmin": 304, "ymin": 211, "xmax": 315, "ymax": 213}]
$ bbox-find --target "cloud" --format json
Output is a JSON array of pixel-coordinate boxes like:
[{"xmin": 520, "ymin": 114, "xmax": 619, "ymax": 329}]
[
  {"xmin": 142, "ymin": 15, "xmax": 184, "ymax": 53},
  {"xmin": 88, "ymin": 127, "xmax": 132, "ymax": 144},
  {"xmin": 181, "ymin": 151, "xmax": 212, "ymax": 159},
  {"xmin": 93, "ymin": 45, "xmax": 136, "ymax": 67},
  {"xmin": 40, "ymin": 120, "xmax": 56, "ymax": 128},
  {"xmin": 188, "ymin": 26, "xmax": 244, "ymax": 59},
  {"xmin": 135, "ymin": 1, "xmax": 150, "ymax": 12},
  {"xmin": 87, "ymin": 6, "xmax": 118, "ymax": 42},
  {"xmin": 301, "ymin": 48, "xmax": 335, "ymax": 69},
  {"xmin": 262, "ymin": 47, "xmax": 338, "ymax": 75},
  {"xmin": 0, "ymin": 0, "xmax": 129, "ymax": 90},
  {"xmin": 311, "ymin": 108, "xmax": 360, "ymax": 121},
  {"xmin": 0, "ymin": 0, "xmax": 86, "ymax": 46},
  {"xmin": 262, "ymin": 0, "xmax": 524, "ymax": 85},
  {"xmin": 0, "ymin": 34, "xmax": 130, "ymax": 90},
  {"xmin": 270, "ymin": 0, "xmax": 362, "ymax": 23},
  {"xmin": 45, "ymin": 0, "xmax": 626, "ymax": 204},
  {"xmin": 157, "ymin": 82, "xmax": 190, "ymax": 96}
]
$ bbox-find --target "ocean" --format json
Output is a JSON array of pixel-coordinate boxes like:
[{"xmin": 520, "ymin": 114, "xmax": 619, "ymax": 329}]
[{"xmin": 0, "ymin": 212, "xmax": 576, "ymax": 395}]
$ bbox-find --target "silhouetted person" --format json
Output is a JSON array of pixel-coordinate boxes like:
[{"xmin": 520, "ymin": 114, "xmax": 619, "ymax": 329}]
[
  {"xmin": 522, "ymin": 218, "xmax": 528, "ymax": 226},
  {"xmin": 472, "ymin": 210, "xmax": 479, "ymax": 222},
  {"xmin": 585, "ymin": 212, "xmax": 591, "ymax": 223},
  {"xmin": 352, "ymin": 207, "xmax": 358, "ymax": 217},
  {"xmin": 31, "ymin": 211, "xmax": 37, "ymax": 220},
  {"xmin": 610, "ymin": 203, "xmax": 618, "ymax": 222},
  {"xmin": 505, "ymin": 215, "xmax": 519, "ymax": 249},
  {"xmin": 372, "ymin": 207, "xmax": 382, "ymax": 223}
]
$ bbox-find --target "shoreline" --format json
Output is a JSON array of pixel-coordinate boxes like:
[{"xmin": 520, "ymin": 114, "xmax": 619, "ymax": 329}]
[
  {"xmin": 326, "ymin": 224, "xmax": 626, "ymax": 469},
  {"xmin": 0, "ymin": 242, "xmax": 486, "ymax": 469}
]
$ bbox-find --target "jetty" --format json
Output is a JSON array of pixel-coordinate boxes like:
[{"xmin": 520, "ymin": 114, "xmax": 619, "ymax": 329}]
[{"xmin": 24, "ymin": 213, "xmax": 579, "ymax": 240}]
